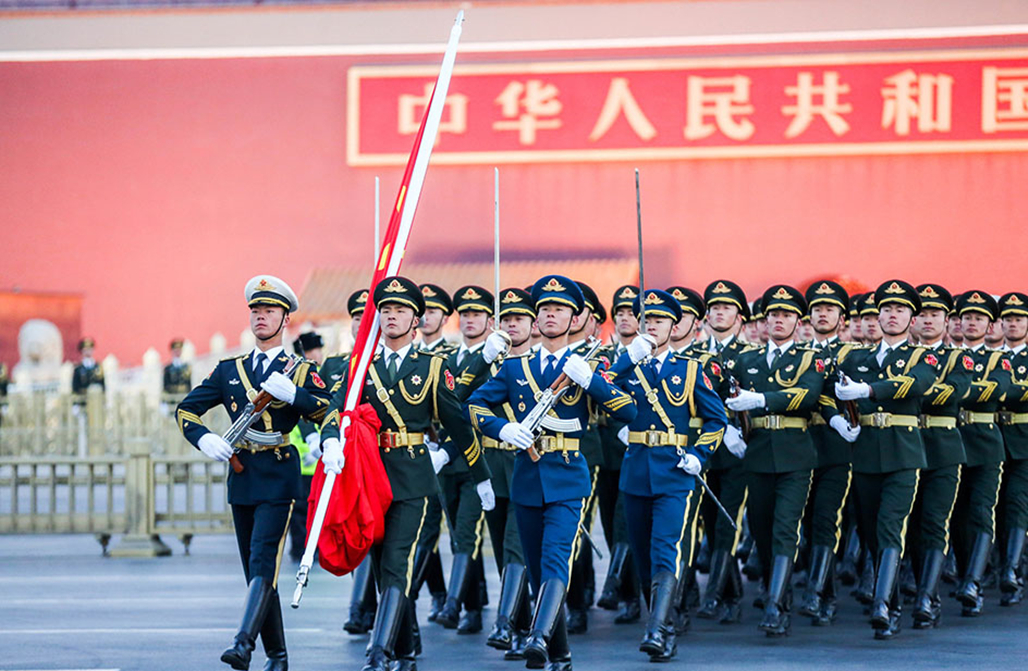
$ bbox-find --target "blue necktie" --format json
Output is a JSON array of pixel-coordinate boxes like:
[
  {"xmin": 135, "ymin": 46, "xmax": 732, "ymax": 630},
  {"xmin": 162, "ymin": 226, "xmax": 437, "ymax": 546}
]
[
  {"xmin": 253, "ymin": 352, "xmax": 267, "ymax": 384},
  {"xmin": 544, "ymin": 354, "xmax": 558, "ymax": 378}
]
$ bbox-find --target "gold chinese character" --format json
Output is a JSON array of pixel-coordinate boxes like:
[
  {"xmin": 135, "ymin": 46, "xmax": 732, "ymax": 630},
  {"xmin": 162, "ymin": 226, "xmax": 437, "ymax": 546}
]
[
  {"xmin": 398, "ymin": 83, "xmax": 469, "ymax": 142},
  {"xmin": 493, "ymin": 80, "xmax": 563, "ymax": 145},
  {"xmin": 982, "ymin": 66, "xmax": 1028, "ymax": 133},
  {"xmin": 588, "ymin": 77, "xmax": 657, "ymax": 142},
  {"xmin": 684, "ymin": 75, "xmax": 755, "ymax": 142},
  {"xmin": 881, "ymin": 70, "xmax": 953, "ymax": 136},
  {"xmin": 782, "ymin": 72, "xmax": 852, "ymax": 138}
]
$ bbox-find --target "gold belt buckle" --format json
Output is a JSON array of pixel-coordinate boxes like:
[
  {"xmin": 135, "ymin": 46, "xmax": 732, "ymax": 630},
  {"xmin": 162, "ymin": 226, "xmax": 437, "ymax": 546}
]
[
  {"xmin": 871, "ymin": 412, "xmax": 890, "ymax": 428},
  {"xmin": 765, "ymin": 415, "xmax": 782, "ymax": 430},
  {"xmin": 645, "ymin": 430, "xmax": 663, "ymax": 447}
]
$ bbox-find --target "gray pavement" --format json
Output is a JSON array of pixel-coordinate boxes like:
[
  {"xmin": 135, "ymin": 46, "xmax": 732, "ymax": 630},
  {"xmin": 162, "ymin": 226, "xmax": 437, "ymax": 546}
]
[{"xmin": 1, "ymin": 532, "xmax": 1026, "ymax": 671}]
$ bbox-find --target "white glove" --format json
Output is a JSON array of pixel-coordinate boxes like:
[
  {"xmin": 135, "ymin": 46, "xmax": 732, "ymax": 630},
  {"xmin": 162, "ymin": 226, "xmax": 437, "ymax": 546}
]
[
  {"xmin": 628, "ymin": 334, "xmax": 656, "ymax": 364},
  {"xmin": 476, "ymin": 480, "xmax": 496, "ymax": 511},
  {"xmin": 724, "ymin": 425, "xmax": 747, "ymax": 458},
  {"xmin": 429, "ymin": 448, "xmax": 450, "ymax": 474},
  {"xmin": 617, "ymin": 425, "xmax": 630, "ymax": 446},
  {"xmin": 321, "ymin": 437, "xmax": 344, "ymax": 474},
  {"xmin": 562, "ymin": 354, "xmax": 593, "ymax": 389},
  {"xmin": 830, "ymin": 415, "xmax": 862, "ymax": 443},
  {"xmin": 198, "ymin": 433, "xmax": 234, "ymax": 462},
  {"xmin": 261, "ymin": 371, "xmax": 296, "ymax": 404},
  {"xmin": 483, "ymin": 331, "xmax": 511, "ymax": 364},
  {"xmin": 499, "ymin": 422, "xmax": 535, "ymax": 450},
  {"xmin": 835, "ymin": 380, "xmax": 871, "ymax": 401},
  {"xmin": 306, "ymin": 432, "xmax": 322, "ymax": 459},
  {"xmin": 726, "ymin": 389, "xmax": 765, "ymax": 412},
  {"xmin": 677, "ymin": 453, "xmax": 702, "ymax": 475}
]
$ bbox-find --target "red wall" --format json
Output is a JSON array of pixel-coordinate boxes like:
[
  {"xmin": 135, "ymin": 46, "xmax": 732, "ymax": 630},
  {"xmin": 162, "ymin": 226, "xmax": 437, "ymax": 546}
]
[{"xmin": 2, "ymin": 51, "xmax": 1026, "ymax": 365}]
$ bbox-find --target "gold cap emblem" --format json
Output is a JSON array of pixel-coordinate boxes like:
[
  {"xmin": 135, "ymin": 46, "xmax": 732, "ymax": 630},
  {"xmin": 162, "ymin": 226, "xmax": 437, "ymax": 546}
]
[
  {"xmin": 619, "ymin": 287, "xmax": 638, "ymax": 299},
  {"xmin": 461, "ymin": 288, "xmax": 482, "ymax": 300},
  {"xmin": 502, "ymin": 291, "xmax": 521, "ymax": 304},
  {"xmin": 920, "ymin": 286, "xmax": 940, "ymax": 298},
  {"xmin": 357, "ymin": 290, "xmax": 369, "ymax": 303},
  {"xmin": 885, "ymin": 282, "xmax": 905, "ymax": 294},
  {"xmin": 542, "ymin": 278, "xmax": 565, "ymax": 292},
  {"xmin": 968, "ymin": 292, "xmax": 986, "ymax": 304},
  {"xmin": 772, "ymin": 287, "xmax": 793, "ymax": 300},
  {"xmin": 421, "ymin": 286, "xmax": 437, "ymax": 297},
  {"xmin": 1007, "ymin": 294, "xmax": 1026, "ymax": 306},
  {"xmin": 671, "ymin": 288, "xmax": 687, "ymax": 300},
  {"xmin": 815, "ymin": 283, "xmax": 834, "ymax": 295},
  {"xmin": 644, "ymin": 292, "xmax": 663, "ymax": 305},
  {"xmin": 383, "ymin": 280, "xmax": 405, "ymax": 293},
  {"xmin": 257, "ymin": 278, "xmax": 275, "ymax": 291},
  {"xmin": 713, "ymin": 281, "xmax": 731, "ymax": 294}
]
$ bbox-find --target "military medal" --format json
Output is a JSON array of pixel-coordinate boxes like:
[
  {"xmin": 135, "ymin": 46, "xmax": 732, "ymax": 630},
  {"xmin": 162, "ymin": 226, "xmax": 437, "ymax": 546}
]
[
  {"xmin": 231, "ymin": 401, "xmax": 238, "ymax": 413},
  {"xmin": 518, "ymin": 401, "xmax": 526, "ymax": 412},
  {"xmin": 411, "ymin": 375, "xmax": 422, "ymax": 385},
  {"xmin": 671, "ymin": 375, "xmax": 681, "ymax": 384}
]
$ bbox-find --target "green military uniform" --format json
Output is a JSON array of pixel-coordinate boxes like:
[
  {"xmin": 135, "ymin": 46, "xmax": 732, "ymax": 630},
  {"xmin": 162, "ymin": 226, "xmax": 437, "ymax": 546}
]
[
  {"xmin": 690, "ymin": 280, "xmax": 751, "ymax": 624},
  {"xmin": 797, "ymin": 280, "xmax": 855, "ymax": 625},
  {"xmin": 998, "ymin": 291, "xmax": 1028, "ymax": 606},
  {"xmin": 163, "ymin": 339, "xmax": 192, "ymax": 396},
  {"xmin": 730, "ymin": 285, "xmax": 823, "ymax": 637},
  {"xmin": 435, "ymin": 284, "xmax": 495, "ymax": 633},
  {"xmin": 72, "ymin": 337, "xmax": 105, "ymax": 396},
  {"xmin": 594, "ymin": 285, "xmax": 642, "ymax": 621},
  {"xmin": 320, "ymin": 276, "xmax": 490, "ymax": 671},
  {"xmin": 837, "ymin": 280, "xmax": 939, "ymax": 639},
  {"xmin": 951, "ymin": 291, "xmax": 1012, "ymax": 616},
  {"xmin": 900, "ymin": 285, "xmax": 970, "ymax": 628}
]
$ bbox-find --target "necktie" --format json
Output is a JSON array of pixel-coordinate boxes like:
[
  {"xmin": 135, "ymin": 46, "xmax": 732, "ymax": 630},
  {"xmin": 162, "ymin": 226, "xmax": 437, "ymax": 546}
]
[
  {"xmin": 253, "ymin": 352, "xmax": 267, "ymax": 384},
  {"xmin": 545, "ymin": 354, "xmax": 558, "ymax": 377},
  {"xmin": 457, "ymin": 349, "xmax": 466, "ymax": 367},
  {"xmin": 386, "ymin": 353, "xmax": 400, "ymax": 385},
  {"xmin": 715, "ymin": 340, "xmax": 725, "ymax": 354},
  {"xmin": 876, "ymin": 346, "xmax": 889, "ymax": 367},
  {"xmin": 650, "ymin": 358, "xmax": 661, "ymax": 376},
  {"xmin": 769, "ymin": 347, "xmax": 781, "ymax": 369}
]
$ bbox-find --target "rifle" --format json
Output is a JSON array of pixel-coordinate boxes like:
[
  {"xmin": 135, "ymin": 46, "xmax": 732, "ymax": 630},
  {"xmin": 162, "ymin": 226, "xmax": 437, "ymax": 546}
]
[
  {"xmin": 837, "ymin": 369, "xmax": 861, "ymax": 428},
  {"xmin": 224, "ymin": 355, "xmax": 301, "ymax": 473},
  {"xmin": 728, "ymin": 374, "xmax": 751, "ymax": 442},
  {"xmin": 522, "ymin": 337, "xmax": 604, "ymax": 462}
]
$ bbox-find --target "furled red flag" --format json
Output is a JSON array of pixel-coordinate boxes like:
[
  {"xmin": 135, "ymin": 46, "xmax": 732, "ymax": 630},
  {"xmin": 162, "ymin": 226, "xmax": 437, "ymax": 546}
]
[{"xmin": 292, "ymin": 11, "xmax": 466, "ymax": 606}]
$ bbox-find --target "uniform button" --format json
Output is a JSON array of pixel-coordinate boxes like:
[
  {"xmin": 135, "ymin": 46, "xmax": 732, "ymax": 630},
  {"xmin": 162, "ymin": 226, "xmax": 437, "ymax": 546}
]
[
  {"xmin": 573, "ymin": 451, "xmax": 579, "ymax": 457},
  {"xmin": 768, "ymin": 377, "xmax": 773, "ymax": 383},
  {"xmin": 384, "ymin": 448, "xmax": 391, "ymax": 453},
  {"xmin": 877, "ymin": 407, "xmax": 883, "ymax": 412},
  {"xmin": 650, "ymin": 425, "xmax": 656, "ymax": 430},
  {"xmin": 908, "ymin": 427, "xmax": 913, "ymax": 432},
  {"xmin": 878, "ymin": 374, "xmax": 884, "ymax": 379},
  {"xmin": 420, "ymin": 448, "xmax": 425, "ymax": 454},
  {"xmin": 389, "ymin": 389, "xmax": 395, "ymax": 396}
]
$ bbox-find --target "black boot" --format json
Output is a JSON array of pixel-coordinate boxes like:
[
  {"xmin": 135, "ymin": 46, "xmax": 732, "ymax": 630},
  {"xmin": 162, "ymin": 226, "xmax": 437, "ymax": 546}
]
[
  {"xmin": 853, "ymin": 551, "xmax": 874, "ymax": 605},
  {"xmin": 899, "ymin": 556, "xmax": 918, "ymax": 602},
  {"xmin": 424, "ymin": 550, "xmax": 447, "ymax": 622},
  {"xmin": 1000, "ymin": 528, "xmax": 1026, "ymax": 606},
  {"xmin": 742, "ymin": 547, "xmax": 763, "ymax": 581},
  {"xmin": 870, "ymin": 548, "xmax": 901, "ymax": 639},
  {"xmin": 639, "ymin": 571, "xmax": 677, "ymax": 662},
  {"xmin": 955, "ymin": 532, "xmax": 992, "ymax": 616},
  {"xmin": 799, "ymin": 545, "xmax": 833, "ymax": 618},
  {"xmin": 259, "ymin": 594, "xmax": 288, "ymax": 671},
  {"xmin": 436, "ymin": 553, "xmax": 471, "ymax": 629},
  {"xmin": 719, "ymin": 559, "xmax": 743, "ymax": 624},
  {"xmin": 361, "ymin": 586, "xmax": 404, "ymax": 671},
  {"xmin": 814, "ymin": 567, "xmax": 838, "ymax": 628},
  {"xmin": 913, "ymin": 549, "xmax": 945, "ymax": 629},
  {"xmin": 221, "ymin": 577, "xmax": 274, "ymax": 670},
  {"xmin": 695, "ymin": 537, "xmax": 711, "ymax": 574},
  {"xmin": 696, "ymin": 550, "xmax": 730, "ymax": 619},
  {"xmin": 597, "ymin": 543, "xmax": 629, "ymax": 610},
  {"xmin": 941, "ymin": 549, "xmax": 959, "ymax": 585},
  {"xmin": 614, "ymin": 550, "xmax": 642, "ymax": 623},
  {"xmin": 524, "ymin": 579, "xmax": 567, "ymax": 670},
  {"xmin": 344, "ymin": 558, "xmax": 376, "ymax": 634},
  {"xmin": 487, "ymin": 563, "xmax": 527, "ymax": 650},
  {"xmin": 672, "ymin": 568, "xmax": 693, "ymax": 634},
  {"xmin": 758, "ymin": 556, "xmax": 793, "ymax": 637},
  {"xmin": 544, "ymin": 612, "xmax": 572, "ymax": 671},
  {"xmin": 837, "ymin": 527, "xmax": 860, "ymax": 586}
]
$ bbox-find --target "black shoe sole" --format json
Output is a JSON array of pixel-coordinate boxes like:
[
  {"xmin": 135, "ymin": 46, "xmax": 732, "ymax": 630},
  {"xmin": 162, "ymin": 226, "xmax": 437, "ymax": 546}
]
[
  {"xmin": 220, "ymin": 652, "xmax": 249, "ymax": 671},
  {"xmin": 486, "ymin": 636, "xmax": 512, "ymax": 651},
  {"xmin": 524, "ymin": 647, "xmax": 547, "ymax": 669}
]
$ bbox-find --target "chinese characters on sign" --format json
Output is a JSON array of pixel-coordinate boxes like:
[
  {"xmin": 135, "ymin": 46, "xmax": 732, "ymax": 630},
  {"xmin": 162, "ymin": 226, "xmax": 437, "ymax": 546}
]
[{"xmin": 347, "ymin": 49, "xmax": 1028, "ymax": 165}]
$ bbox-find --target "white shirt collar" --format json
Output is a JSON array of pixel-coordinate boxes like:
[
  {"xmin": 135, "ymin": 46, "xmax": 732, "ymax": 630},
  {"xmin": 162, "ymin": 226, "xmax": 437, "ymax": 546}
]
[
  {"xmin": 654, "ymin": 349, "xmax": 671, "ymax": 366},
  {"xmin": 382, "ymin": 342, "xmax": 413, "ymax": 366},
  {"xmin": 458, "ymin": 341, "xmax": 485, "ymax": 357},
  {"xmin": 710, "ymin": 334, "xmax": 734, "ymax": 352},
  {"xmin": 1010, "ymin": 343, "xmax": 1027, "ymax": 354},
  {"xmin": 420, "ymin": 336, "xmax": 447, "ymax": 351},
  {"xmin": 81, "ymin": 357, "xmax": 96, "ymax": 367},
  {"xmin": 540, "ymin": 345, "xmax": 569, "ymax": 364},
  {"xmin": 967, "ymin": 342, "xmax": 985, "ymax": 352},
  {"xmin": 768, "ymin": 340, "xmax": 794, "ymax": 355},
  {"xmin": 924, "ymin": 340, "xmax": 944, "ymax": 350},
  {"xmin": 812, "ymin": 335, "xmax": 837, "ymax": 348},
  {"xmin": 879, "ymin": 339, "xmax": 907, "ymax": 356},
  {"xmin": 252, "ymin": 346, "xmax": 284, "ymax": 367}
]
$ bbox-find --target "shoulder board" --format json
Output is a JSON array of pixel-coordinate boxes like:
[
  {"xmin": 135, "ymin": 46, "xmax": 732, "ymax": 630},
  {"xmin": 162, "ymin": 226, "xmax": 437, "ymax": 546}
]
[{"xmin": 219, "ymin": 353, "xmax": 247, "ymax": 363}]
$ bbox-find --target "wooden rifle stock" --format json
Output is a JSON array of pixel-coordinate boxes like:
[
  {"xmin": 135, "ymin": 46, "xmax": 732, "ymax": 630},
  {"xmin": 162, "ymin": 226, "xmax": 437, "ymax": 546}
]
[
  {"xmin": 728, "ymin": 375, "xmax": 751, "ymax": 441},
  {"xmin": 837, "ymin": 370, "xmax": 861, "ymax": 428}
]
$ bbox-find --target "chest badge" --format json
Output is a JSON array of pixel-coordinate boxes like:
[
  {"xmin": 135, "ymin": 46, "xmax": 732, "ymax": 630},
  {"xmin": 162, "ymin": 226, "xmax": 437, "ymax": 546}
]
[
  {"xmin": 231, "ymin": 401, "xmax": 237, "ymax": 413},
  {"xmin": 857, "ymin": 366, "xmax": 869, "ymax": 372},
  {"xmin": 747, "ymin": 368, "xmax": 758, "ymax": 374},
  {"xmin": 671, "ymin": 375, "xmax": 682, "ymax": 384},
  {"xmin": 895, "ymin": 360, "xmax": 905, "ymax": 368},
  {"xmin": 516, "ymin": 378, "xmax": 530, "ymax": 387},
  {"xmin": 229, "ymin": 378, "xmax": 241, "ymax": 385},
  {"xmin": 975, "ymin": 363, "xmax": 984, "ymax": 372},
  {"xmin": 1019, "ymin": 365, "xmax": 1026, "ymax": 375},
  {"xmin": 410, "ymin": 374, "xmax": 423, "ymax": 386},
  {"xmin": 784, "ymin": 364, "xmax": 795, "ymax": 372},
  {"xmin": 518, "ymin": 401, "xmax": 526, "ymax": 412}
]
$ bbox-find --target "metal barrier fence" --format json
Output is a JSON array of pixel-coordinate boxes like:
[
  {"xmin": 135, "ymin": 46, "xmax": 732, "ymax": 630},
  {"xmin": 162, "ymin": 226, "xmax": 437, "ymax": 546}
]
[{"xmin": 0, "ymin": 437, "xmax": 233, "ymax": 556}]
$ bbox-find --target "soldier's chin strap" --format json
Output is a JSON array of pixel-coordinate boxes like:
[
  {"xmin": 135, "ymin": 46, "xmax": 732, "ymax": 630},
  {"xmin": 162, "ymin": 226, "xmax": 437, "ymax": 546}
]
[{"xmin": 257, "ymin": 311, "xmax": 288, "ymax": 342}]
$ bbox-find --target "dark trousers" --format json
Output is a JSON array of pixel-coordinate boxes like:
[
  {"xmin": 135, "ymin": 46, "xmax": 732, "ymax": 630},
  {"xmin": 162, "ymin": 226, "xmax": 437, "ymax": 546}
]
[
  {"xmin": 950, "ymin": 462, "xmax": 1003, "ymax": 574},
  {"xmin": 288, "ymin": 474, "xmax": 312, "ymax": 559},
  {"xmin": 232, "ymin": 501, "xmax": 294, "ymax": 586},
  {"xmin": 440, "ymin": 471, "xmax": 487, "ymax": 556},
  {"xmin": 568, "ymin": 465, "xmax": 600, "ymax": 608},
  {"xmin": 485, "ymin": 495, "xmax": 525, "ymax": 570},
  {"xmin": 623, "ymin": 489, "xmax": 695, "ymax": 584},
  {"xmin": 852, "ymin": 469, "xmax": 919, "ymax": 559},
  {"xmin": 371, "ymin": 497, "xmax": 430, "ymax": 596},
  {"xmin": 596, "ymin": 468, "xmax": 630, "ymax": 548},
  {"xmin": 747, "ymin": 471, "xmax": 812, "ymax": 579},
  {"xmin": 998, "ymin": 458, "xmax": 1028, "ymax": 535},
  {"xmin": 804, "ymin": 464, "xmax": 852, "ymax": 552},
  {"xmin": 515, "ymin": 498, "xmax": 585, "ymax": 592},
  {"xmin": 700, "ymin": 465, "xmax": 748, "ymax": 554},
  {"xmin": 906, "ymin": 464, "xmax": 961, "ymax": 567}
]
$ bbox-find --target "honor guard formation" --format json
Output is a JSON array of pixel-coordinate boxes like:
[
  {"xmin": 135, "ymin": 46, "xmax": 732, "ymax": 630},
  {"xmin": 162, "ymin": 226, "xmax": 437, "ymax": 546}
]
[{"xmin": 178, "ymin": 274, "xmax": 1028, "ymax": 671}]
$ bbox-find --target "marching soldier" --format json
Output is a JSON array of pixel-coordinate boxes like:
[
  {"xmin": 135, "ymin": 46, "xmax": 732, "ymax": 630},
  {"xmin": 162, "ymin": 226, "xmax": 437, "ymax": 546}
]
[
  {"xmin": 848, "ymin": 293, "xmax": 866, "ymax": 345},
  {"xmin": 860, "ymin": 294, "xmax": 883, "ymax": 346},
  {"xmin": 473, "ymin": 287, "xmax": 535, "ymax": 657},
  {"xmin": 667, "ymin": 287, "xmax": 705, "ymax": 354},
  {"xmin": 905, "ymin": 284, "xmax": 969, "ymax": 628},
  {"xmin": 177, "ymin": 275, "xmax": 331, "ymax": 671},
  {"xmin": 318, "ymin": 276, "xmax": 492, "ymax": 671},
  {"xmin": 435, "ymin": 285, "xmax": 500, "ymax": 634},
  {"xmin": 692, "ymin": 280, "xmax": 750, "ymax": 625},
  {"xmin": 72, "ymin": 337, "xmax": 105, "ymax": 395},
  {"xmin": 163, "ymin": 339, "xmax": 192, "ymax": 395},
  {"xmin": 466, "ymin": 275, "xmax": 637, "ymax": 671},
  {"xmin": 322, "ymin": 289, "xmax": 369, "ymax": 391},
  {"xmin": 835, "ymin": 280, "xmax": 938, "ymax": 640},
  {"xmin": 797, "ymin": 281, "xmax": 860, "ymax": 627},
  {"xmin": 595, "ymin": 286, "xmax": 642, "ymax": 622},
  {"xmin": 951, "ymin": 290, "xmax": 1011, "ymax": 616},
  {"xmin": 409, "ymin": 282, "xmax": 456, "ymax": 623},
  {"xmin": 998, "ymin": 291, "xmax": 1028, "ymax": 606},
  {"xmin": 609, "ymin": 289, "xmax": 727, "ymax": 661},
  {"xmin": 725, "ymin": 285, "xmax": 824, "ymax": 637}
]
